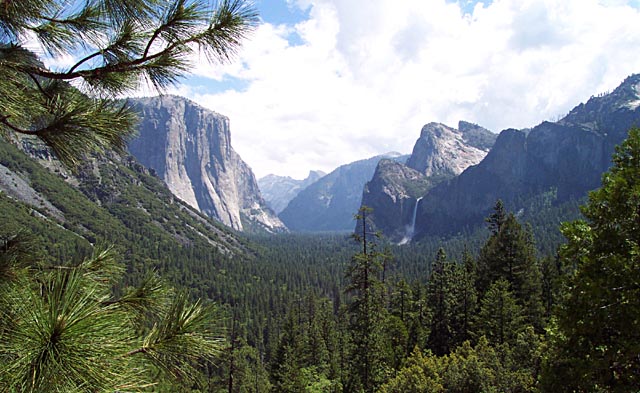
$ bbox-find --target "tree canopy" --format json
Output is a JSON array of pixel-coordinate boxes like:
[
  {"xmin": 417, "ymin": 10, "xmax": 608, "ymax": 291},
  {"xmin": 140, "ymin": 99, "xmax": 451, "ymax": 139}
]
[{"xmin": 543, "ymin": 127, "xmax": 640, "ymax": 391}]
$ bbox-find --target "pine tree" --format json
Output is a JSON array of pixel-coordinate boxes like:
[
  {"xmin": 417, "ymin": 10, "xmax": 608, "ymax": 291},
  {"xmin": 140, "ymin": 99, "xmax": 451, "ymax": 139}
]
[
  {"xmin": 449, "ymin": 250, "xmax": 477, "ymax": 347},
  {"xmin": 426, "ymin": 248, "xmax": 455, "ymax": 356},
  {"xmin": 345, "ymin": 206, "xmax": 390, "ymax": 392},
  {"xmin": 0, "ymin": 0, "xmax": 258, "ymax": 168},
  {"xmin": 477, "ymin": 208, "xmax": 544, "ymax": 330},
  {"xmin": 474, "ymin": 279, "xmax": 525, "ymax": 346},
  {"xmin": 543, "ymin": 128, "xmax": 640, "ymax": 391},
  {"xmin": 485, "ymin": 199, "xmax": 507, "ymax": 235}
]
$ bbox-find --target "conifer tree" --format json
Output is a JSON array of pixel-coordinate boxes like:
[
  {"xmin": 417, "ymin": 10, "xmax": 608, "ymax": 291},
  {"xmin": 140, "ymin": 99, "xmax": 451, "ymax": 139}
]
[
  {"xmin": 449, "ymin": 249, "xmax": 477, "ymax": 347},
  {"xmin": 543, "ymin": 128, "xmax": 640, "ymax": 391},
  {"xmin": 474, "ymin": 279, "xmax": 524, "ymax": 346},
  {"xmin": 426, "ymin": 248, "xmax": 455, "ymax": 356},
  {"xmin": 485, "ymin": 199, "xmax": 507, "ymax": 235},
  {"xmin": 345, "ymin": 206, "xmax": 390, "ymax": 392},
  {"xmin": 477, "ymin": 208, "xmax": 544, "ymax": 330}
]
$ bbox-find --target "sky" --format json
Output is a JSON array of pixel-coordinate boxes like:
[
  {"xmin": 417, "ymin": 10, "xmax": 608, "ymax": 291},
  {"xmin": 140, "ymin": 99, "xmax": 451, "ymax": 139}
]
[{"xmin": 167, "ymin": 0, "xmax": 640, "ymax": 179}]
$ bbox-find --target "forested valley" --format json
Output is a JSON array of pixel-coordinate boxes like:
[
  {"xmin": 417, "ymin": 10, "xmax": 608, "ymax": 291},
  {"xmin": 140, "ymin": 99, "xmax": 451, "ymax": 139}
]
[
  {"xmin": 1, "ymin": 0, "xmax": 639, "ymax": 391},
  {"xmin": 3, "ymin": 126, "xmax": 637, "ymax": 391}
]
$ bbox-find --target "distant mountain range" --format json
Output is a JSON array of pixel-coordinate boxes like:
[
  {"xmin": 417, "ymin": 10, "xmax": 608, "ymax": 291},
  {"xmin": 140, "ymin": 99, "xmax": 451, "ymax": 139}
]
[
  {"xmin": 3, "ymin": 74, "xmax": 639, "ymax": 245},
  {"xmin": 258, "ymin": 171, "xmax": 326, "ymax": 214},
  {"xmin": 121, "ymin": 74, "xmax": 640, "ymax": 241},
  {"xmin": 278, "ymin": 153, "xmax": 408, "ymax": 232}
]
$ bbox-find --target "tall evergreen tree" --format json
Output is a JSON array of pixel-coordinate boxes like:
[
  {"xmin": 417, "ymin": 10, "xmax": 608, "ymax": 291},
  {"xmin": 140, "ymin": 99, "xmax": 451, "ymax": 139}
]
[
  {"xmin": 477, "ymin": 208, "xmax": 544, "ymax": 330},
  {"xmin": 449, "ymin": 249, "xmax": 478, "ymax": 347},
  {"xmin": 474, "ymin": 279, "xmax": 524, "ymax": 346},
  {"xmin": 485, "ymin": 199, "xmax": 507, "ymax": 235},
  {"xmin": 543, "ymin": 128, "xmax": 640, "ymax": 391},
  {"xmin": 345, "ymin": 206, "xmax": 390, "ymax": 392},
  {"xmin": 426, "ymin": 248, "xmax": 455, "ymax": 356}
]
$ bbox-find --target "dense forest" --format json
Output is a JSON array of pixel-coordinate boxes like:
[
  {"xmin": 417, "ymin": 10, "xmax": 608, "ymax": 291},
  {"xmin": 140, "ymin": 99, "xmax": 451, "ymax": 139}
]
[{"xmin": 3, "ymin": 130, "xmax": 639, "ymax": 391}]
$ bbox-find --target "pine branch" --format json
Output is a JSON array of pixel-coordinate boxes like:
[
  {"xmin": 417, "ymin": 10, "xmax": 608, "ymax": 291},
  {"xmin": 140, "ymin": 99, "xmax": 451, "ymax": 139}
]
[
  {"xmin": 20, "ymin": 0, "xmax": 258, "ymax": 95},
  {"xmin": 0, "ymin": 115, "xmax": 39, "ymax": 135}
]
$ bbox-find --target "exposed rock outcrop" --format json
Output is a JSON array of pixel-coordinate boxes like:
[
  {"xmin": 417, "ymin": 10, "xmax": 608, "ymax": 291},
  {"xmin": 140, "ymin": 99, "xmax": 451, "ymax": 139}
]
[
  {"xmin": 128, "ymin": 96, "xmax": 286, "ymax": 233},
  {"xmin": 360, "ymin": 159, "xmax": 431, "ymax": 242},
  {"xmin": 361, "ymin": 121, "xmax": 496, "ymax": 242},
  {"xmin": 406, "ymin": 121, "xmax": 496, "ymax": 178}
]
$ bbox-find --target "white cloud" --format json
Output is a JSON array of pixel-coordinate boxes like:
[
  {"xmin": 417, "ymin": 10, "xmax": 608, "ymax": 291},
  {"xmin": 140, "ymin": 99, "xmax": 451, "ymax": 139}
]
[{"xmin": 178, "ymin": 0, "xmax": 640, "ymax": 179}]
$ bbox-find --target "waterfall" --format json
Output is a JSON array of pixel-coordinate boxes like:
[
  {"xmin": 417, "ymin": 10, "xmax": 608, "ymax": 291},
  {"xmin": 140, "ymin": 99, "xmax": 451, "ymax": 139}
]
[{"xmin": 398, "ymin": 197, "xmax": 423, "ymax": 245}]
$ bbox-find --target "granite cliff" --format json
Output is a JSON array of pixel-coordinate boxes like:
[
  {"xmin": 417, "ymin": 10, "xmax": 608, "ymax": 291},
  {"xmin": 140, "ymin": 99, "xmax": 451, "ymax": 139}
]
[{"xmin": 128, "ymin": 96, "xmax": 285, "ymax": 233}]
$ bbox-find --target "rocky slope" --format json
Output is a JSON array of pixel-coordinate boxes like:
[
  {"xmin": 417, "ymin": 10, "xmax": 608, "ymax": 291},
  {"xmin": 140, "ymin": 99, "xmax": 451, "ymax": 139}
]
[
  {"xmin": 128, "ymin": 96, "xmax": 285, "ymax": 233},
  {"xmin": 361, "ymin": 121, "xmax": 496, "ymax": 242},
  {"xmin": 414, "ymin": 74, "xmax": 640, "ymax": 239},
  {"xmin": 279, "ymin": 153, "xmax": 407, "ymax": 232},
  {"xmin": 258, "ymin": 170, "xmax": 326, "ymax": 214},
  {"xmin": 360, "ymin": 159, "xmax": 431, "ymax": 242},
  {"xmin": 0, "ymin": 136, "xmax": 249, "ymax": 262}
]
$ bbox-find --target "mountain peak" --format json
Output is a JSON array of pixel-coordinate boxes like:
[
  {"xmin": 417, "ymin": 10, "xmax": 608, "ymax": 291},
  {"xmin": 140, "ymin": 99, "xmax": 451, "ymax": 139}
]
[
  {"xmin": 559, "ymin": 73, "xmax": 640, "ymax": 132},
  {"xmin": 412, "ymin": 74, "xmax": 640, "ymax": 239},
  {"xmin": 407, "ymin": 121, "xmax": 497, "ymax": 177},
  {"xmin": 305, "ymin": 170, "xmax": 326, "ymax": 182}
]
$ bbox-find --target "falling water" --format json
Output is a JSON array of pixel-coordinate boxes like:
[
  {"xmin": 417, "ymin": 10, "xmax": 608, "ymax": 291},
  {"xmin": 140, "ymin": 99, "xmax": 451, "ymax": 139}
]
[{"xmin": 398, "ymin": 197, "xmax": 423, "ymax": 245}]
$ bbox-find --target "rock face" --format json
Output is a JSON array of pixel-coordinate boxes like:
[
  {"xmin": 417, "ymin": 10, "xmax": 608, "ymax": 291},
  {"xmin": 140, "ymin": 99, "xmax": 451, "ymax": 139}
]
[
  {"xmin": 128, "ymin": 96, "xmax": 286, "ymax": 233},
  {"xmin": 258, "ymin": 170, "xmax": 326, "ymax": 214},
  {"xmin": 362, "ymin": 121, "xmax": 496, "ymax": 242},
  {"xmin": 414, "ymin": 74, "xmax": 640, "ymax": 239},
  {"xmin": 406, "ymin": 121, "xmax": 496, "ymax": 178},
  {"xmin": 360, "ymin": 159, "xmax": 431, "ymax": 242},
  {"xmin": 279, "ymin": 153, "xmax": 407, "ymax": 232}
]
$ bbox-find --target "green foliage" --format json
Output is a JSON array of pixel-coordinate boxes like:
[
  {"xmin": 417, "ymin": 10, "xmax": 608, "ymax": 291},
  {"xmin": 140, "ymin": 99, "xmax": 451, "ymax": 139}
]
[
  {"xmin": 344, "ymin": 206, "xmax": 392, "ymax": 392},
  {"xmin": 542, "ymin": 127, "xmax": 640, "ymax": 391},
  {"xmin": 477, "ymin": 209, "xmax": 544, "ymax": 330},
  {"xmin": 474, "ymin": 279, "xmax": 525, "ymax": 346},
  {"xmin": 381, "ymin": 335, "xmax": 542, "ymax": 393},
  {"xmin": 378, "ymin": 347, "xmax": 444, "ymax": 393},
  {"xmin": 426, "ymin": 248, "xmax": 456, "ymax": 356},
  {"xmin": 0, "ymin": 246, "xmax": 223, "ymax": 391}
]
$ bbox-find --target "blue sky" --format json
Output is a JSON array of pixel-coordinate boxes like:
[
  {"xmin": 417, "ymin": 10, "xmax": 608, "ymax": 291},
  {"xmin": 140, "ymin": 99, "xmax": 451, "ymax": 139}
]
[
  {"xmin": 256, "ymin": 0, "xmax": 310, "ymax": 25},
  {"xmin": 170, "ymin": 0, "xmax": 640, "ymax": 179}
]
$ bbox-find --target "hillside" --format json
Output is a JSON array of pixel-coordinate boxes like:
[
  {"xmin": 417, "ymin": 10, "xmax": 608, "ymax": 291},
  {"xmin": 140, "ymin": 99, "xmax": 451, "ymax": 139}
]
[{"xmin": 0, "ymin": 136, "xmax": 250, "ymax": 291}]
